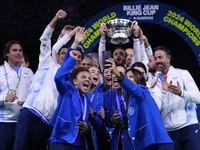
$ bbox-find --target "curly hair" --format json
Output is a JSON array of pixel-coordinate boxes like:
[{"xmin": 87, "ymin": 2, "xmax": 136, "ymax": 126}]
[{"xmin": 70, "ymin": 67, "xmax": 89, "ymax": 85}]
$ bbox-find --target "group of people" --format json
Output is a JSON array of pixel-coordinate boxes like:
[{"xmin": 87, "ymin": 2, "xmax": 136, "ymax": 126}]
[{"xmin": 0, "ymin": 9, "xmax": 200, "ymax": 150}]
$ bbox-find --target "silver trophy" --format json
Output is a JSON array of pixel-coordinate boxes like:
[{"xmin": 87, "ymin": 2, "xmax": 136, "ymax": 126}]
[{"xmin": 103, "ymin": 19, "xmax": 137, "ymax": 45}]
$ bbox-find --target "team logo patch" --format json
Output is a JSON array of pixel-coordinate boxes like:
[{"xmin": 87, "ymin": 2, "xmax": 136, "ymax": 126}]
[{"xmin": 128, "ymin": 107, "xmax": 134, "ymax": 115}]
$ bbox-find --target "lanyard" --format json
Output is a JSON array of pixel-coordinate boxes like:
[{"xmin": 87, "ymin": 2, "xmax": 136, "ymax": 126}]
[
  {"xmin": 115, "ymin": 90, "xmax": 123, "ymax": 120},
  {"xmin": 115, "ymin": 90, "xmax": 127, "ymax": 118},
  {"xmin": 77, "ymin": 89, "xmax": 87, "ymax": 122},
  {"xmin": 90, "ymin": 92, "xmax": 95, "ymax": 104},
  {"xmin": 121, "ymin": 90, "xmax": 126, "ymax": 111},
  {"xmin": 3, "ymin": 65, "xmax": 22, "ymax": 90}
]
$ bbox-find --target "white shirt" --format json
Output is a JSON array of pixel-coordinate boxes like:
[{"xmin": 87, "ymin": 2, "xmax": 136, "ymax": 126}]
[
  {"xmin": 23, "ymin": 25, "xmax": 71, "ymax": 123},
  {"xmin": 157, "ymin": 66, "xmax": 200, "ymax": 131},
  {"xmin": 0, "ymin": 62, "xmax": 33, "ymax": 122}
]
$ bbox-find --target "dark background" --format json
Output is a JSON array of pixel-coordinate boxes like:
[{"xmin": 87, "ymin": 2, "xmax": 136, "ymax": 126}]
[{"xmin": 0, "ymin": 0, "xmax": 200, "ymax": 88}]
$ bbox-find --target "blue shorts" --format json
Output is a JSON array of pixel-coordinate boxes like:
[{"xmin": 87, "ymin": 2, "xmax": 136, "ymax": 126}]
[
  {"xmin": 168, "ymin": 124, "xmax": 200, "ymax": 150},
  {"xmin": 13, "ymin": 108, "xmax": 49, "ymax": 150}
]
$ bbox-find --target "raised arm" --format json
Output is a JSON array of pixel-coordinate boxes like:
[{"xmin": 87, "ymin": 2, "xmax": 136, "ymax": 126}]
[
  {"xmin": 98, "ymin": 24, "xmax": 107, "ymax": 72},
  {"xmin": 142, "ymin": 35, "xmax": 152, "ymax": 60},
  {"xmin": 71, "ymin": 27, "xmax": 87, "ymax": 49},
  {"xmin": 54, "ymin": 27, "xmax": 87, "ymax": 94},
  {"xmin": 39, "ymin": 10, "xmax": 67, "ymax": 68},
  {"xmin": 106, "ymin": 58, "xmax": 146, "ymax": 101},
  {"xmin": 52, "ymin": 25, "xmax": 80, "ymax": 63},
  {"xmin": 131, "ymin": 23, "xmax": 140, "ymax": 64},
  {"xmin": 62, "ymin": 27, "xmax": 87, "ymax": 68},
  {"xmin": 54, "ymin": 52, "xmax": 75, "ymax": 94},
  {"xmin": 140, "ymin": 43, "xmax": 148, "ymax": 64}
]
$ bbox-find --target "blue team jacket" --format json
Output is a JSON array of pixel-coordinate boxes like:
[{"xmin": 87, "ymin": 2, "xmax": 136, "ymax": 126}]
[
  {"xmin": 88, "ymin": 84, "xmax": 104, "ymax": 128},
  {"xmin": 96, "ymin": 84, "xmax": 114, "ymax": 139},
  {"xmin": 118, "ymin": 75, "xmax": 173, "ymax": 150},
  {"xmin": 49, "ymin": 54, "xmax": 90, "ymax": 149},
  {"xmin": 86, "ymin": 84, "xmax": 104, "ymax": 150},
  {"xmin": 86, "ymin": 84, "xmax": 114, "ymax": 150},
  {"xmin": 103, "ymin": 87, "xmax": 134, "ymax": 150}
]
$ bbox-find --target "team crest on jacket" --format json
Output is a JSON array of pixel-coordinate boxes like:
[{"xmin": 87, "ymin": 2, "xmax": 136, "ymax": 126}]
[{"xmin": 128, "ymin": 107, "xmax": 134, "ymax": 115}]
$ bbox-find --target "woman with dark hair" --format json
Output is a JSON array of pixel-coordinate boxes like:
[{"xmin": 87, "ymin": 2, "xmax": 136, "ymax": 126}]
[
  {"xmin": 131, "ymin": 62, "xmax": 147, "ymax": 80},
  {"xmin": 126, "ymin": 68, "xmax": 147, "ymax": 86},
  {"xmin": 105, "ymin": 58, "xmax": 174, "ymax": 150},
  {"xmin": 132, "ymin": 61, "xmax": 163, "ymax": 111}
]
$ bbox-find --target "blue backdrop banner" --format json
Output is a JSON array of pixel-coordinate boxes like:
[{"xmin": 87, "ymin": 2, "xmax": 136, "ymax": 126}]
[{"xmin": 81, "ymin": 1, "xmax": 200, "ymax": 65}]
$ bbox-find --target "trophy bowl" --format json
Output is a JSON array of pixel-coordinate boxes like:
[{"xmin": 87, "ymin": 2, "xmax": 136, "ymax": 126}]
[{"xmin": 105, "ymin": 19, "xmax": 133, "ymax": 45}]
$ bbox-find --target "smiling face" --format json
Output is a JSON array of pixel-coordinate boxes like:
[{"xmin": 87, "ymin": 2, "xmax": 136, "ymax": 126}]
[
  {"xmin": 6, "ymin": 44, "xmax": 23, "ymax": 67},
  {"xmin": 103, "ymin": 68, "xmax": 114, "ymax": 90},
  {"xmin": 147, "ymin": 55, "xmax": 157, "ymax": 73},
  {"xmin": 125, "ymin": 48, "xmax": 133, "ymax": 66},
  {"xmin": 73, "ymin": 71, "xmax": 91, "ymax": 96},
  {"xmin": 80, "ymin": 57, "xmax": 92, "ymax": 69},
  {"xmin": 113, "ymin": 49, "xmax": 126, "ymax": 66},
  {"xmin": 89, "ymin": 67, "xmax": 100, "ymax": 86},
  {"xmin": 154, "ymin": 50, "xmax": 171, "ymax": 72},
  {"xmin": 74, "ymin": 50, "xmax": 83, "ymax": 68},
  {"xmin": 114, "ymin": 66, "xmax": 126, "ymax": 91},
  {"xmin": 57, "ymin": 48, "xmax": 68, "ymax": 65}
]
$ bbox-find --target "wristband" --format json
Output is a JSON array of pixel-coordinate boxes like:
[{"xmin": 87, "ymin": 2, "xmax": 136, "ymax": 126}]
[{"xmin": 100, "ymin": 39, "xmax": 106, "ymax": 44}]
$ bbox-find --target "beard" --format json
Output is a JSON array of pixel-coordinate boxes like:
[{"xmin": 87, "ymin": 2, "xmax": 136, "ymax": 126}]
[
  {"xmin": 156, "ymin": 61, "xmax": 168, "ymax": 71},
  {"xmin": 115, "ymin": 59, "xmax": 126, "ymax": 66},
  {"xmin": 148, "ymin": 67, "xmax": 157, "ymax": 73}
]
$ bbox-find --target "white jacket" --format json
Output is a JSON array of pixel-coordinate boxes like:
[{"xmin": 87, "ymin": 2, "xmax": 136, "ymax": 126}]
[
  {"xmin": 157, "ymin": 66, "xmax": 200, "ymax": 131},
  {"xmin": 52, "ymin": 33, "xmax": 71, "ymax": 64},
  {"xmin": 0, "ymin": 62, "xmax": 33, "ymax": 122},
  {"xmin": 23, "ymin": 25, "xmax": 71, "ymax": 123}
]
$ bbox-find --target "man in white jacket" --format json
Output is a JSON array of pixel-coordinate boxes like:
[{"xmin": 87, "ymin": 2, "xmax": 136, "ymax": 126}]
[
  {"xmin": 13, "ymin": 10, "xmax": 83, "ymax": 150},
  {"xmin": 0, "ymin": 40, "xmax": 33, "ymax": 150},
  {"xmin": 153, "ymin": 46, "xmax": 200, "ymax": 150}
]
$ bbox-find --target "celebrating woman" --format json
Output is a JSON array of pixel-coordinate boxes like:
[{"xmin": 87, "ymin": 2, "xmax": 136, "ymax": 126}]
[{"xmin": 105, "ymin": 58, "xmax": 174, "ymax": 150}]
